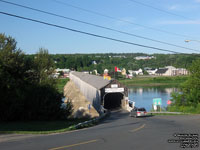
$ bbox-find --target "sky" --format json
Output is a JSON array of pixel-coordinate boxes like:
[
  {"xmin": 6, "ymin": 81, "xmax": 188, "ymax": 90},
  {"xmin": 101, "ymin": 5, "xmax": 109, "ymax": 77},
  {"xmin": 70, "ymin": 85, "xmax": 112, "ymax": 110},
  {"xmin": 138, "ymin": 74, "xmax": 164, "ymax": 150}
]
[{"xmin": 0, "ymin": 0, "xmax": 200, "ymax": 54}]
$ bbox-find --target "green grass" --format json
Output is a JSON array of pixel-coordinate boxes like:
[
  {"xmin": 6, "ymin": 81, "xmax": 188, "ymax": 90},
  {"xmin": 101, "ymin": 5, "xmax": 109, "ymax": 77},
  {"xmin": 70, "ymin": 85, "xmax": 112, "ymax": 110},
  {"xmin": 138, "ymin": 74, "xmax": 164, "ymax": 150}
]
[
  {"xmin": 119, "ymin": 76, "xmax": 188, "ymax": 86},
  {"xmin": 168, "ymin": 104, "xmax": 200, "ymax": 114},
  {"xmin": 56, "ymin": 78, "xmax": 69, "ymax": 93},
  {"xmin": 149, "ymin": 113, "xmax": 187, "ymax": 116},
  {"xmin": 0, "ymin": 119, "xmax": 89, "ymax": 134}
]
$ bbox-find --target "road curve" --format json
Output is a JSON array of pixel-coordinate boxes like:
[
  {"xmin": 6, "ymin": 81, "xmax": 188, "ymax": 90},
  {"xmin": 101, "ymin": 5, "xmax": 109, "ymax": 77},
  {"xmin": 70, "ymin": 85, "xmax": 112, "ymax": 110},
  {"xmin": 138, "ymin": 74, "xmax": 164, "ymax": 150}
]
[{"xmin": 0, "ymin": 110, "xmax": 199, "ymax": 150}]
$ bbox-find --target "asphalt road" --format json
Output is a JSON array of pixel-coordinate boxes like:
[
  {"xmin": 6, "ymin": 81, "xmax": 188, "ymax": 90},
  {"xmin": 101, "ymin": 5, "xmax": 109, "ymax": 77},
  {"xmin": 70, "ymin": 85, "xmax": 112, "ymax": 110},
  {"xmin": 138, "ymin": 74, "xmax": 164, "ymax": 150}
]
[{"xmin": 0, "ymin": 110, "xmax": 200, "ymax": 150}]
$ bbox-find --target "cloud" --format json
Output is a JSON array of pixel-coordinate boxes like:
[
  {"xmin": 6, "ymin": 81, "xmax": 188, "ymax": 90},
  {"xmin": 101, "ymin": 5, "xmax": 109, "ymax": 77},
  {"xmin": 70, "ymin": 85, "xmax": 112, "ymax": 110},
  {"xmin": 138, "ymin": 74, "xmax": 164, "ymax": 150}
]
[
  {"xmin": 158, "ymin": 20, "xmax": 200, "ymax": 25},
  {"xmin": 195, "ymin": 0, "xmax": 200, "ymax": 3}
]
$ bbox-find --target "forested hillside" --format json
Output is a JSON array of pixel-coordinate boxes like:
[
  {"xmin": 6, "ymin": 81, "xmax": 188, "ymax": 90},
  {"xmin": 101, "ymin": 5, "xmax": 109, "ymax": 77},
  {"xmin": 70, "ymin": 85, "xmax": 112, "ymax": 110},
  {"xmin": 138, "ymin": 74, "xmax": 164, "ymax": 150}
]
[{"xmin": 26, "ymin": 53, "xmax": 200, "ymax": 74}]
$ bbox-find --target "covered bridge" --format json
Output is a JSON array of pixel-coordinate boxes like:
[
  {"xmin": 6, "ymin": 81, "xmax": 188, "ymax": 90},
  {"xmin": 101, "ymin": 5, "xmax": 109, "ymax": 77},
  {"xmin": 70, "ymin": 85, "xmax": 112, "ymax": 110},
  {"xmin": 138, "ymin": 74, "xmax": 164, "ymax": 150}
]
[{"xmin": 64, "ymin": 71, "xmax": 129, "ymax": 118}]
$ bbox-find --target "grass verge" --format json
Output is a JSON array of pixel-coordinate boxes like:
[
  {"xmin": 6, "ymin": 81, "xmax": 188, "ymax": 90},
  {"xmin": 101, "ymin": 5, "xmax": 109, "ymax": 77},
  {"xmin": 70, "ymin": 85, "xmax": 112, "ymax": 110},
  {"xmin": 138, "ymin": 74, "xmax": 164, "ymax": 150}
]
[
  {"xmin": 0, "ymin": 119, "xmax": 89, "ymax": 134},
  {"xmin": 167, "ymin": 104, "xmax": 200, "ymax": 114},
  {"xmin": 148, "ymin": 112, "xmax": 187, "ymax": 116},
  {"xmin": 0, "ymin": 113, "xmax": 111, "ymax": 134}
]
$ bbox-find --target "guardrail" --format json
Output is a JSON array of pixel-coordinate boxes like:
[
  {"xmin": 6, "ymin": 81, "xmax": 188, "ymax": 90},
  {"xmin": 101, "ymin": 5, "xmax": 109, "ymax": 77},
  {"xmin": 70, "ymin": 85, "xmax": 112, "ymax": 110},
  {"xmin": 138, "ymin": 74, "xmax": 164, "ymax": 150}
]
[{"xmin": 74, "ymin": 111, "xmax": 111, "ymax": 129}]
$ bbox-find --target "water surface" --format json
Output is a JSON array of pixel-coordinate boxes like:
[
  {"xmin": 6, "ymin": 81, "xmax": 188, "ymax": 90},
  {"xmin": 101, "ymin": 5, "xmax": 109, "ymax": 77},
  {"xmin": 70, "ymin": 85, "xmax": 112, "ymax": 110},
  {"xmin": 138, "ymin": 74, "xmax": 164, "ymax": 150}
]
[{"xmin": 128, "ymin": 86, "xmax": 178, "ymax": 112}]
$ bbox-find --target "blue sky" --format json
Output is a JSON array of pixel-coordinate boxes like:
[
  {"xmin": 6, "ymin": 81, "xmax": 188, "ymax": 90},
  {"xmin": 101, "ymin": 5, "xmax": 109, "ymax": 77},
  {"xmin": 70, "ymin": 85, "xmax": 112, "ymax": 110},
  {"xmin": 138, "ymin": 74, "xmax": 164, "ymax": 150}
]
[{"xmin": 0, "ymin": 0, "xmax": 200, "ymax": 54}]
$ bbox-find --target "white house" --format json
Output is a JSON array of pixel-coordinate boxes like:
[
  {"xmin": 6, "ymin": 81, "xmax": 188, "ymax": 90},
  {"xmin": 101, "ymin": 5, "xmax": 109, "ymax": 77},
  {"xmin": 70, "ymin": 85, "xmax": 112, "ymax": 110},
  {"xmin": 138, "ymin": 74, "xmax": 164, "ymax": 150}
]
[
  {"xmin": 104, "ymin": 69, "xmax": 109, "ymax": 74},
  {"xmin": 121, "ymin": 68, "xmax": 126, "ymax": 76},
  {"xmin": 166, "ymin": 66, "xmax": 177, "ymax": 76},
  {"xmin": 92, "ymin": 61, "xmax": 97, "ymax": 65},
  {"xmin": 155, "ymin": 66, "xmax": 188, "ymax": 76},
  {"xmin": 53, "ymin": 68, "xmax": 70, "ymax": 78},
  {"xmin": 128, "ymin": 68, "xmax": 143, "ymax": 76},
  {"xmin": 173, "ymin": 68, "xmax": 188, "ymax": 75},
  {"xmin": 135, "ymin": 56, "xmax": 155, "ymax": 60},
  {"xmin": 55, "ymin": 68, "xmax": 70, "ymax": 74},
  {"xmin": 146, "ymin": 68, "xmax": 158, "ymax": 75}
]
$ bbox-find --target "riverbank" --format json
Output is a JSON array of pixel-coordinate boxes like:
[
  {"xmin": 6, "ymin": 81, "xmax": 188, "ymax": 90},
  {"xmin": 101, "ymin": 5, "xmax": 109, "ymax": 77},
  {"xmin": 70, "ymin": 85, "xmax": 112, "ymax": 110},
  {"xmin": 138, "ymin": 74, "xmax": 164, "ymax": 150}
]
[{"xmin": 119, "ymin": 76, "xmax": 188, "ymax": 86}]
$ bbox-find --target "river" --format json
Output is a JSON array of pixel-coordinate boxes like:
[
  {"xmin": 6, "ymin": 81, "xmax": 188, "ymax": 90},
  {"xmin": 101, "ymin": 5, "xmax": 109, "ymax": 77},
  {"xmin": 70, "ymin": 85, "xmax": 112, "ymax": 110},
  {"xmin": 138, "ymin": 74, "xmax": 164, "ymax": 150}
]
[{"xmin": 128, "ymin": 86, "xmax": 178, "ymax": 112}]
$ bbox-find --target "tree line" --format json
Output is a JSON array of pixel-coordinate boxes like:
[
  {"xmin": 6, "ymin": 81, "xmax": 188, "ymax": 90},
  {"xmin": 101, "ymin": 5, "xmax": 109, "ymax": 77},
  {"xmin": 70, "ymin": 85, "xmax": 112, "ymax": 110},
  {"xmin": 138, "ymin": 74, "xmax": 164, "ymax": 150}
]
[{"xmin": 26, "ymin": 53, "xmax": 200, "ymax": 75}]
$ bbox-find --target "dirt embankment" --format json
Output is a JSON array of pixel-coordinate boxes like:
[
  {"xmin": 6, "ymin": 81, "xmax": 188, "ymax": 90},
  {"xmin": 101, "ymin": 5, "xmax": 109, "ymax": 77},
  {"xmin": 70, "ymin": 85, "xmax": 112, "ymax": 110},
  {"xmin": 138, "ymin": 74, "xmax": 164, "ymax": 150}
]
[{"xmin": 64, "ymin": 80, "xmax": 99, "ymax": 118}]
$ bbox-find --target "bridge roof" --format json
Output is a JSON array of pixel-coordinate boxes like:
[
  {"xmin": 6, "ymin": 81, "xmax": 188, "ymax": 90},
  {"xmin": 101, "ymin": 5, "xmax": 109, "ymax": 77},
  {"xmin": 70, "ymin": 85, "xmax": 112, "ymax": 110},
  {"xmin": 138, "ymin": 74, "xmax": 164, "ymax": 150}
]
[{"xmin": 71, "ymin": 72, "xmax": 111, "ymax": 90}]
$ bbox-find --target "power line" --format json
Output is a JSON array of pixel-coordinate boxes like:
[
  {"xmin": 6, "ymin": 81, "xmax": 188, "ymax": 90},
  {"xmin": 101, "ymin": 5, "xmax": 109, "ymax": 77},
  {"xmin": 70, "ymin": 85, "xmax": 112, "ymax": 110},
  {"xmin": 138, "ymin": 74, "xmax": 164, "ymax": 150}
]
[
  {"xmin": 0, "ymin": 11, "xmax": 185, "ymax": 54},
  {"xmin": 128, "ymin": 0, "xmax": 193, "ymax": 20},
  {"xmin": 0, "ymin": 0, "xmax": 199, "ymax": 52},
  {"xmin": 51, "ymin": 0, "xmax": 197, "ymax": 39}
]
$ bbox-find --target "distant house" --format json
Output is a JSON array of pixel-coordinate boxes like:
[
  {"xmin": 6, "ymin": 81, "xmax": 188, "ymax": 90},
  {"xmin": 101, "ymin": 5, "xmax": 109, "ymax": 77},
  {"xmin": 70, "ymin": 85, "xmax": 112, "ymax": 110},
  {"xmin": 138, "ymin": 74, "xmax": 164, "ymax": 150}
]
[
  {"xmin": 162, "ymin": 66, "xmax": 176, "ymax": 76},
  {"xmin": 92, "ymin": 61, "xmax": 97, "ymax": 65},
  {"xmin": 155, "ymin": 68, "xmax": 168, "ymax": 76},
  {"xmin": 54, "ymin": 68, "xmax": 70, "ymax": 78},
  {"xmin": 128, "ymin": 68, "xmax": 143, "ymax": 76},
  {"xmin": 145, "ymin": 68, "xmax": 158, "ymax": 75},
  {"xmin": 52, "ymin": 72, "xmax": 60, "ymax": 78},
  {"xmin": 104, "ymin": 69, "xmax": 109, "ymax": 74},
  {"xmin": 155, "ymin": 66, "xmax": 188, "ymax": 76},
  {"xmin": 135, "ymin": 56, "xmax": 155, "ymax": 60},
  {"xmin": 121, "ymin": 68, "xmax": 127, "ymax": 76},
  {"xmin": 173, "ymin": 68, "xmax": 189, "ymax": 76}
]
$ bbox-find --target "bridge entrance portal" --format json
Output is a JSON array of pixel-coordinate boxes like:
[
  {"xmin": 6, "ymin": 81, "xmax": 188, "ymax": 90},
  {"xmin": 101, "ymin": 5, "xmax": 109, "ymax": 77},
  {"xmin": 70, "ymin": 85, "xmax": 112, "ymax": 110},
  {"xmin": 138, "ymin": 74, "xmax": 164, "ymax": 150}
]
[{"xmin": 103, "ymin": 92, "xmax": 124, "ymax": 110}]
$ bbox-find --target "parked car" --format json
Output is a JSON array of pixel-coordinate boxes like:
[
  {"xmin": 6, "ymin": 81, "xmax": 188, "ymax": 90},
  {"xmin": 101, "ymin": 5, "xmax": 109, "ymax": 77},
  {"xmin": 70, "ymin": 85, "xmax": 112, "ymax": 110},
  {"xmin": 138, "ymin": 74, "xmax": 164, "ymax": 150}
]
[{"xmin": 130, "ymin": 107, "xmax": 147, "ymax": 117}]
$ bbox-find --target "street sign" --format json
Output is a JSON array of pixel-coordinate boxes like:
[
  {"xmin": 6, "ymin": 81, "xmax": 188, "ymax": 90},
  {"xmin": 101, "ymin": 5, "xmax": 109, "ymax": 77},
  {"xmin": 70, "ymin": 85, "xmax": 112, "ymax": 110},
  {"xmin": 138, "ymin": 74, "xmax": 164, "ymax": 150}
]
[
  {"xmin": 105, "ymin": 88, "xmax": 124, "ymax": 93},
  {"xmin": 153, "ymin": 98, "xmax": 162, "ymax": 106}
]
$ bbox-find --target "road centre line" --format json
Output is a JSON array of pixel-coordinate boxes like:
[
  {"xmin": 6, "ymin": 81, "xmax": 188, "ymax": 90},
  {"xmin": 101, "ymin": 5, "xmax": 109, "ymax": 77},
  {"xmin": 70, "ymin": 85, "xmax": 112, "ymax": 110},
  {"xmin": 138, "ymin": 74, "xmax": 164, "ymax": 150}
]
[
  {"xmin": 48, "ymin": 139, "xmax": 99, "ymax": 150},
  {"xmin": 130, "ymin": 124, "xmax": 146, "ymax": 133}
]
